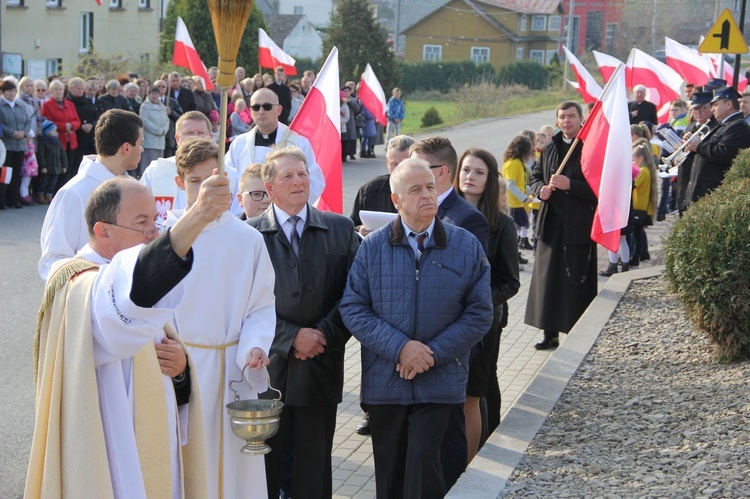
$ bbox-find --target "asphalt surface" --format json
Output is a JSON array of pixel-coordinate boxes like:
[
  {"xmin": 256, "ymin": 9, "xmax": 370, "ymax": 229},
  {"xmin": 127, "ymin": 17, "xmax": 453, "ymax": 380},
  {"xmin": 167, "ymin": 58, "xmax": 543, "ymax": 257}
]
[{"xmin": 0, "ymin": 110, "xmax": 554, "ymax": 497}]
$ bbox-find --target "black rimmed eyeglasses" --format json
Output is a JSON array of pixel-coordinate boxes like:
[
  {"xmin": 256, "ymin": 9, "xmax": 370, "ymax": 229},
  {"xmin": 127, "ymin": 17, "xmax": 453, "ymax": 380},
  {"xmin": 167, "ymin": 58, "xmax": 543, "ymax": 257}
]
[
  {"xmin": 241, "ymin": 191, "xmax": 269, "ymax": 201},
  {"xmin": 429, "ymin": 164, "xmax": 444, "ymax": 169}
]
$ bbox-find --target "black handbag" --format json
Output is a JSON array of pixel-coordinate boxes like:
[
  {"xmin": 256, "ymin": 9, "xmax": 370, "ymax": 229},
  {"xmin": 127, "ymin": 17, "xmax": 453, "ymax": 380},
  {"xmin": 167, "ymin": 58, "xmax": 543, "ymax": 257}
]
[{"xmin": 632, "ymin": 209, "xmax": 652, "ymax": 226}]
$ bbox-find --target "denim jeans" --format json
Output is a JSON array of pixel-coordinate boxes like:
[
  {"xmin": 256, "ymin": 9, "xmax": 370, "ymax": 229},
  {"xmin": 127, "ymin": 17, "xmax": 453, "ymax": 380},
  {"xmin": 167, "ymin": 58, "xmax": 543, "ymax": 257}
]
[{"xmin": 657, "ymin": 177, "xmax": 671, "ymax": 218}]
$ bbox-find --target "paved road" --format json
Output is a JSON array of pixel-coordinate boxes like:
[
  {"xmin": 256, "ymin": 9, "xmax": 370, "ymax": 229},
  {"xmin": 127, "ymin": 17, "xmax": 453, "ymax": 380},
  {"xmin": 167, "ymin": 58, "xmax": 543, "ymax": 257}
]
[{"xmin": 0, "ymin": 110, "xmax": 556, "ymax": 497}]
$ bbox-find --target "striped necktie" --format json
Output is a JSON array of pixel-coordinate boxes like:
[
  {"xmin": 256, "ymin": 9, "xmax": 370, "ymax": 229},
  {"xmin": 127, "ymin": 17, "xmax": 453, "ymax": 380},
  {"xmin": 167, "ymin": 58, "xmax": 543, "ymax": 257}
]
[{"xmin": 410, "ymin": 231, "xmax": 427, "ymax": 265}]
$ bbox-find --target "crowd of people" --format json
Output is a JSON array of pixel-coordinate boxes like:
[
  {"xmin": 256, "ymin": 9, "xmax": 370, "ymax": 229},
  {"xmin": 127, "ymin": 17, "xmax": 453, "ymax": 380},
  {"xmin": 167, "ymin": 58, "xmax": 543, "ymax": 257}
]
[{"xmin": 15, "ymin": 59, "xmax": 750, "ymax": 498}]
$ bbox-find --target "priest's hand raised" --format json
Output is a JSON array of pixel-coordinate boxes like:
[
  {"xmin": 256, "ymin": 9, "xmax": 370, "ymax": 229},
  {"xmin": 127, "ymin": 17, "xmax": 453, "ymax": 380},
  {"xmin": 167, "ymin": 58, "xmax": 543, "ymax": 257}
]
[{"xmin": 169, "ymin": 169, "xmax": 231, "ymax": 258}]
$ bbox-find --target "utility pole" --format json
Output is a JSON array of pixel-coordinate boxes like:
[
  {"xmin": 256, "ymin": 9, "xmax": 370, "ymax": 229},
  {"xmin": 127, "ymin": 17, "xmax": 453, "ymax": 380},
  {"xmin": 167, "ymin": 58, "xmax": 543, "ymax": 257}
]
[
  {"xmin": 563, "ymin": 0, "xmax": 576, "ymax": 90},
  {"xmin": 394, "ymin": 0, "xmax": 401, "ymax": 55},
  {"xmin": 733, "ymin": 0, "xmax": 748, "ymax": 88}
]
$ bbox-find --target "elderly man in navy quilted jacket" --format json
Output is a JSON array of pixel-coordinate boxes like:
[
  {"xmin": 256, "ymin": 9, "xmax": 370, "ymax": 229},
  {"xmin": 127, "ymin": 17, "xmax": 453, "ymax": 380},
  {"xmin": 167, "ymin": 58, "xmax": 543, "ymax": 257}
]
[{"xmin": 340, "ymin": 158, "xmax": 492, "ymax": 499}]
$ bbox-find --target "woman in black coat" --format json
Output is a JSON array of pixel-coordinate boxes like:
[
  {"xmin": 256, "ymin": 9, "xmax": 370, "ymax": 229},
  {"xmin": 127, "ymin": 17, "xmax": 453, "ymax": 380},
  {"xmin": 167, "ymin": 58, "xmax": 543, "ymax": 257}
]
[{"xmin": 454, "ymin": 147, "xmax": 521, "ymax": 458}]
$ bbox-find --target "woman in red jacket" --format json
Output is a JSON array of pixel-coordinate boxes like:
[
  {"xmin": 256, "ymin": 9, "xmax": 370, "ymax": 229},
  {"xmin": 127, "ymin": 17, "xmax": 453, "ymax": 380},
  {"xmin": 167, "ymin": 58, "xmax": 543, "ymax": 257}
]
[{"xmin": 42, "ymin": 79, "xmax": 80, "ymax": 187}]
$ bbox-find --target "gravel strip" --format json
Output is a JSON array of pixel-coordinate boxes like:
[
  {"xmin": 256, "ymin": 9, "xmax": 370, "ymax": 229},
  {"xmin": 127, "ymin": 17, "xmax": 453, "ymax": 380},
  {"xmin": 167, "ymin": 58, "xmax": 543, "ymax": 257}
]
[{"xmin": 501, "ymin": 275, "xmax": 750, "ymax": 498}]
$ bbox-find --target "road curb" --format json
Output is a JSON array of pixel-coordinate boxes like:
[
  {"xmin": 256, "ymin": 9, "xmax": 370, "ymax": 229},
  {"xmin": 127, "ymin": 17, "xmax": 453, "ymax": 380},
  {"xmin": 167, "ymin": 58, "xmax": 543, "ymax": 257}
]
[{"xmin": 448, "ymin": 265, "xmax": 665, "ymax": 498}]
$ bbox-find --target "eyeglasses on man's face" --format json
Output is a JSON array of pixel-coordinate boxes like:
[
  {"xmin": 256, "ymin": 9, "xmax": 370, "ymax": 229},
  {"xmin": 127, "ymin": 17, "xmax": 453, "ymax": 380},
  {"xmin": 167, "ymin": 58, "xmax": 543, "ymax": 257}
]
[
  {"xmin": 241, "ymin": 191, "xmax": 269, "ymax": 201},
  {"xmin": 250, "ymin": 103, "xmax": 276, "ymax": 112},
  {"xmin": 102, "ymin": 221, "xmax": 162, "ymax": 238}
]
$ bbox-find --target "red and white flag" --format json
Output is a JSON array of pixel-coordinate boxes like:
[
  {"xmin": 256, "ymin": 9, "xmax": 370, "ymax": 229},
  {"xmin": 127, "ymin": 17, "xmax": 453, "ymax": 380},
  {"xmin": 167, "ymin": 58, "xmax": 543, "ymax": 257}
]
[
  {"xmin": 289, "ymin": 47, "xmax": 342, "ymax": 213},
  {"xmin": 593, "ymin": 50, "xmax": 623, "ymax": 83},
  {"xmin": 358, "ymin": 63, "xmax": 387, "ymax": 126},
  {"xmin": 626, "ymin": 48, "xmax": 683, "ymax": 124},
  {"xmin": 259, "ymin": 28, "xmax": 297, "ymax": 76},
  {"xmin": 665, "ymin": 37, "xmax": 711, "ymax": 85},
  {"xmin": 563, "ymin": 46, "xmax": 602, "ymax": 104},
  {"xmin": 172, "ymin": 17, "xmax": 214, "ymax": 91},
  {"xmin": 707, "ymin": 53, "xmax": 748, "ymax": 91},
  {"xmin": 578, "ymin": 63, "xmax": 633, "ymax": 253}
]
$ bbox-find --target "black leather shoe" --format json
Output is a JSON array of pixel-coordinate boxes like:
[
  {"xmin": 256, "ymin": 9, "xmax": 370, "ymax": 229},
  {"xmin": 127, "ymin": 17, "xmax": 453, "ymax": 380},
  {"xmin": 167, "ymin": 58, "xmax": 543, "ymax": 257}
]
[
  {"xmin": 518, "ymin": 253, "xmax": 529, "ymax": 265},
  {"xmin": 356, "ymin": 415, "xmax": 371, "ymax": 436},
  {"xmin": 534, "ymin": 331, "xmax": 559, "ymax": 350},
  {"xmin": 534, "ymin": 337, "xmax": 559, "ymax": 350}
]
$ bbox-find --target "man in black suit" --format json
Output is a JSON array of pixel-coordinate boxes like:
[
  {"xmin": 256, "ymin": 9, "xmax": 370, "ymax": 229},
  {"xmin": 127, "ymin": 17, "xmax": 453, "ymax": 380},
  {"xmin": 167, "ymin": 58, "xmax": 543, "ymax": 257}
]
[
  {"xmin": 409, "ymin": 135, "xmax": 489, "ymax": 492},
  {"xmin": 247, "ymin": 147, "xmax": 359, "ymax": 499},
  {"xmin": 169, "ymin": 72, "xmax": 196, "ymax": 113},
  {"xmin": 684, "ymin": 85, "xmax": 750, "ymax": 205},
  {"xmin": 267, "ymin": 66, "xmax": 292, "ymax": 125},
  {"xmin": 629, "ymin": 84, "xmax": 658, "ymax": 125}
]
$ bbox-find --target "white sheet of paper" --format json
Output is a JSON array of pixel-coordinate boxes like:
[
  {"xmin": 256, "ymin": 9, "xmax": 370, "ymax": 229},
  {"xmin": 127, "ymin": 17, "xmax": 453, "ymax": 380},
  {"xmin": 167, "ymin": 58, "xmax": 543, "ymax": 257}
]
[{"xmin": 360, "ymin": 210, "xmax": 398, "ymax": 231}]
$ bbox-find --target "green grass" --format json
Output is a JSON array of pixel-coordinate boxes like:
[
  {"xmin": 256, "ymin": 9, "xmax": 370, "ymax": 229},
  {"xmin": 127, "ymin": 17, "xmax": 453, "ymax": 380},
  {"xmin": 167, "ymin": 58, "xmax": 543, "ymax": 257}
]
[
  {"xmin": 400, "ymin": 101, "xmax": 463, "ymax": 135},
  {"xmin": 400, "ymin": 87, "xmax": 580, "ymax": 135}
]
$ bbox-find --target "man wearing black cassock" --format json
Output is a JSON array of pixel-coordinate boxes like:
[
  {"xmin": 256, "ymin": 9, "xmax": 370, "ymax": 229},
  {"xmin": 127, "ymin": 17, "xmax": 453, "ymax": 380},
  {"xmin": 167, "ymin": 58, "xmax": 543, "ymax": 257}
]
[{"xmin": 525, "ymin": 101, "xmax": 598, "ymax": 350}]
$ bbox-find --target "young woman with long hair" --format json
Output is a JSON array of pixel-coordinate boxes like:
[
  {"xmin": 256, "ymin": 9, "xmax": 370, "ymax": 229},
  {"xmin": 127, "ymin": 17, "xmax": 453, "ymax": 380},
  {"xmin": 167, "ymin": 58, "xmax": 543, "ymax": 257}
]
[{"xmin": 453, "ymin": 147, "xmax": 520, "ymax": 461}]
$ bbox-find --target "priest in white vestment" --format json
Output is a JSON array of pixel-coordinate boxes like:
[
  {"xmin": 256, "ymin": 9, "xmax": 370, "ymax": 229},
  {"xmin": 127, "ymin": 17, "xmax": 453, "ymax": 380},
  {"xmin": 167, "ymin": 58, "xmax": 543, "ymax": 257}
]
[
  {"xmin": 225, "ymin": 88, "xmax": 324, "ymax": 205},
  {"xmin": 27, "ymin": 175, "xmax": 233, "ymax": 498},
  {"xmin": 38, "ymin": 109, "xmax": 145, "ymax": 280},
  {"xmin": 163, "ymin": 138, "xmax": 276, "ymax": 499}
]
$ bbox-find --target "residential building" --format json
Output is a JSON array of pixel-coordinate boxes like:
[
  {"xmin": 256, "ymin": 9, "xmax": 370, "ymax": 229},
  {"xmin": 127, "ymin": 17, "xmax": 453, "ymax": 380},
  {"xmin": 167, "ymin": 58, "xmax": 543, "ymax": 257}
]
[
  {"xmin": 561, "ymin": 0, "xmax": 624, "ymax": 56},
  {"xmin": 2, "ymin": 0, "xmax": 161, "ymax": 78},
  {"xmin": 264, "ymin": 13, "xmax": 323, "ymax": 61},
  {"xmin": 402, "ymin": 0, "xmax": 564, "ymax": 71}
]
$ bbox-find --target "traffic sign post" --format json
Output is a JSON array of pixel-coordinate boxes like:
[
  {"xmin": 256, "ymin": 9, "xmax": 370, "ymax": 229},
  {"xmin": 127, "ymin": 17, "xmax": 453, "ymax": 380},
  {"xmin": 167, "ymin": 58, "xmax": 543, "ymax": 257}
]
[{"xmin": 699, "ymin": 7, "xmax": 748, "ymax": 89}]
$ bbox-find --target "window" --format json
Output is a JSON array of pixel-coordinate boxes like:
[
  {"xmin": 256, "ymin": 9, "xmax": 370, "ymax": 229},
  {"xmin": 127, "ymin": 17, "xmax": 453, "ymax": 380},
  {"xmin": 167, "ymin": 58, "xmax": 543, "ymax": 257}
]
[
  {"xmin": 7, "ymin": 0, "xmax": 24, "ymax": 6},
  {"xmin": 516, "ymin": 47, "xmax": 524, "ymax": 60},
  {"xmin": 549, "ymin": 15, "xmax": 561, "ymax": 32},
  {"xmin": 80, "ymin": 12, "xmax": 94, "ymax": 53},
  {"xmin": 530, "ymin": 50, "xmax": 545, "ymax": 64},
  {"xmin": 471, "ymin": 47, "xmax": 490, "ymax": 64},
  {"xmin": 531, "ymin": 15, "xmax": 547, "ymax": 31},
  {"xmin": 423, "ymin": 45, "xmax": 442, "ymax": 62},
  {"xmin": 605, "ymin": 23, "xmax": 618, "ymax": 53},
  {"xmin": 46, "ymin": 0, "xmax": 61, "ymax": 7},
  {"xmin": 138, "ymin": 0, "xmax": 150, "ymax": 8},
  {"xmin": 546, "ymin": 50, "xmax": 557, "ymax": 64},
  {"xmin": 520, "ymin": 15, "xmax": 527, "ymax": 31},
  {"xmin": 109, "ymin": 0, "xmax": 122, "ymax": 8},
  {"xmin": 734, "ymin": 0, "xmax": 742, "ymax": 11},
  {"xmin": 293, "ymin": 6, "xmax": 303, "ymax": 15}
]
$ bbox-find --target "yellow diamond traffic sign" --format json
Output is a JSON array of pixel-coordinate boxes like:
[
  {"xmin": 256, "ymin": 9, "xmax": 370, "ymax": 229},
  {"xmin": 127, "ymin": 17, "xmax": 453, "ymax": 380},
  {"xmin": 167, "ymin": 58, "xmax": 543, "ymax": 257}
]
[{"xmin": 699, "ymin": 9, "xmax": 749, "ymax": 54}]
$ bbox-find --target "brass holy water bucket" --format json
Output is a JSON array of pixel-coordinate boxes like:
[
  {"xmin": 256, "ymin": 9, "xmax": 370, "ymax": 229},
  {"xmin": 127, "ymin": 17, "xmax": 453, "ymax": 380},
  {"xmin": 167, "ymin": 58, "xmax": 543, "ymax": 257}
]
[{"xmin": 226, "ymin": 366, "xmax": 284, "ymax": 455}]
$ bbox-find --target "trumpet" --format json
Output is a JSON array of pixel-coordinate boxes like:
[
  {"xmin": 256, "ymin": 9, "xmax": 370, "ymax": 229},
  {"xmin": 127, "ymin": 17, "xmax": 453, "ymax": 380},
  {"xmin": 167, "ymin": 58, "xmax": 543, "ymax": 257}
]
[{"xmin": 658, "ymin": 122, "xmax": 711, "ymax": 176}]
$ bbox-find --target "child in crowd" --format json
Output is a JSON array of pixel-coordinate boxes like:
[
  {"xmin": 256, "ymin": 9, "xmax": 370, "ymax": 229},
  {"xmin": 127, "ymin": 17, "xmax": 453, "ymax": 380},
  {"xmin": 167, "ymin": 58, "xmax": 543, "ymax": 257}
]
[
  {"xmin": 19, "ymin": 135, "xmax": 38, "ymax": 205},
  {"xmin": 236, "ymin": 163, "xmax": 270, "ymax": 220},
  {"xmin": 502, "ymin": 135, "xmax": 534, "ymax": 262},
  {"xmin": 629, "ymin": 142, "xmax": 658, "ymax": 267},
  {"xmin": 35, "ymin": 119, "xmax": 67, "ymax": 205}
]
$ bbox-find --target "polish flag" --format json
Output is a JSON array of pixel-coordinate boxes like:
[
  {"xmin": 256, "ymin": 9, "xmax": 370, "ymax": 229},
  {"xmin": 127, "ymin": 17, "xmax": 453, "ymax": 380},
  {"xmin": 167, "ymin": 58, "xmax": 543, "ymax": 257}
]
[
  {"xmin": 593, "ymin": 50, "xmax": 623, "ymax": 83},
  {"xmin": 578, "ymin": 63, "xmax": 633, "ymax": 252},
  {"xmin": 626, "ymin": 48, "xmax": 683, "ymax": 124},
  {"xmin": 358, "ymin": 63, "xmax": 387, "ymax": 126},
  {"xmin": 563, "ymin": 46, "xmax": 602, "ymax": 104},
  {"xmin": 665, "ymin": 37, "xmax": 711, "ymax": 85},
  {"xmin": 289, "ymin": 48, "xmax": 342, "ymax": 213},
  {"xmin": 95, "ymin": 0, "xmax": 102, "ymax": 4},
  {"xmin": 259, "ymin": 28, "xmax": 297, "ymax": 76},
  {"xmin": 172, "ymin": 17, "xmax": 214, "ymax": 91},
  {"xmin": 707, "ymin": 53, "xmax": 748, "ymax": 91}
]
